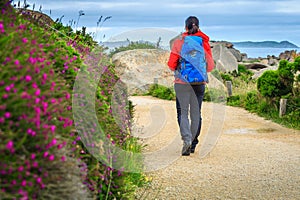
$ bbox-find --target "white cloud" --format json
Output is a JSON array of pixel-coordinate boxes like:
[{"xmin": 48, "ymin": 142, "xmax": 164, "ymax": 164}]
[
  {"xmin": 169, "ymin": 1, "xmax": 266, "ymax": 14},
  {"xmin": 24, "ymin": 0, "xmax": 300, "ymax": 45},
  {"xmin": 273, "ymin": 1, "xmax": 300, "ymax": 14},
  {"xmin": 27, "ymin": 1, "xmax": 145, "ymax": 11}
]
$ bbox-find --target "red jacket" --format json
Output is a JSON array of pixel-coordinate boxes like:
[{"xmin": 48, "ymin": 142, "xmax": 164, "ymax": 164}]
[{"xmin": 167, "ymin": 31, "xmax": 214, "ymax": 84}]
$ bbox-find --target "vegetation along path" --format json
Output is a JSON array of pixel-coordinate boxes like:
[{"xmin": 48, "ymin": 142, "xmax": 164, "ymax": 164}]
[{"xmin": 131, "ymin": 96, "xmax": 300, "ymax": 200}]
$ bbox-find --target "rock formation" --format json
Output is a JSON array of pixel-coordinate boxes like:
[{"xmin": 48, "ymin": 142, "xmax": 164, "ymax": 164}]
[
  {"xmin": 112, "ymin": 49, "xmax": 173, "ymax": 95},
  {"xmin": 279, "ymin": 50, "xmax": 300, "ymax": 62},
  {"xmin": 111, "ymin": 40, "xmax": 298, "ymax": 95},
  {"xmin": 112, "ymin": 49, "xmax": 226, "ymax": 95},
  {"xmin": 211, "ymin": 43, "xmax": 238, "ymax": 72}
]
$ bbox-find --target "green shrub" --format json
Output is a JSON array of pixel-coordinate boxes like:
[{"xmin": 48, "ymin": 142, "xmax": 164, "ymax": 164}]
[
  {"xmin": 227, "ymin": 95, "xmax": 242, "ymax": 107},
  {"xmin": 278, "ymin": 60, "xmax": 294, "ymax": 94},
  {"xmin": 293, "ymin": 56, "xmax": 300, "ymax": 72},
  {"xmin": 0, "ymin": 4, "xmax": 81, "ymax": 199},
  {"xmin": 0, "ymin": 3, "xmax": 147, "ymax": 199},
  {"xmin": 225, "ymin": 56, "xmax": 300, "ymax": 130},
  {"xmin": 238, "ymin": 64, "xmax": 254, "ymax": 76},
  {"xmin": 244, "ymin": 91, "xmax": 259, "ymax": 111},
  {"xmin": 257, "ymin": 70, "xmax": 281, "ymax": 98},
  {"xmin": 220, "ymin": 73, "xmax": 232, "ymax": 82},
  {"xmin": 109, "ymin": 41, "xmax": 157, "ymax": 57},
  {"xmin": 257, "ymin": 59, "xmax": 296, "ymax": 99},
  {"xmin": 146, "ymin": 84, "xmax": 175, "ymax": 100}
]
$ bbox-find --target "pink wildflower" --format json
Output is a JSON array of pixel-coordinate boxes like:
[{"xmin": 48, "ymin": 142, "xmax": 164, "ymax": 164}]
[
  {"xmin": 0, "ymin": 22, "xmax": 4, "ymax": 33},
  {"xmin": 32, "ymin": 162, "xmax": 38, "ymax": 168},
  {"xmin": 57, "ymin": 141, "xmax": 67, "ymax": 149},
  {"xmin": 36, "ymin": 177, "xmax": 42, "ymax": 183},
  {"xmin": 49, "ymin": 154, "xmax": 55, "ymax": 161},
  {"xmin": 42, "ymin": 102, "xmax": 48, "ymax": 111},
  {"xmin": 5, "ymin": 85, "xmax": 11, "ymax": 92},
  {"xmin": 43, "ymin": 152, "xmax": 49, "ymax": 158},
  {"xmin": 4, "ymin": 112, "xmax": 11, "ymax": 118},
  {"xmin": 61, "ymin": 156, "xmax": 66, "ymax": 162},
  {"xmin": 38, "ymin": 57, "xmax": 45, "ymax": 63},
  {"xmin": 35, "ymin": 67, "xmax": 40, "ymax": 73},
  {"xmin": 18, "ymin": 24, "xmax": 26, "ymax": 30},
  {"xmin": 18, "ymin": 166, "xmax": 24, "ymax": 172},
  {"xmin": 28, "ymin": 57, "xmax": 37, "ymax": 64},
  {"xmin": 31, "ymin": 131, "xmax": 36, "ymax": 136},
  {"xmin": 35, "ymin": 120, "xmax": 41, "ymax": 129},
  {"xmin": 43, "ymin": 124, "xmax": 49, "ymax": 129},
  {"xmin": 6, "ymin": 140, "xmax": 14, "ymax": 150},
  {"xmin": 51, "ymin": 138, "xmax": 57, "ymax": 145},
  {"xmin": 30, "ymin": 153, "xmax": 36, "ymax": 160},
  {"xmin": 21, "ymin": 180, "xmax": 26, "ymax": 187},
  {"xmin": 2, "ymin": 94, "xmax": 9, "ymax": 99},
  {"xmin": 22, "ymin": 38, "xmax": 28, "ymax": 43},
  {"xmin": 14, "ymin": 59, "xmax": 20, "ymax": 65},
  {"xmin": 25, "ymin": 75, "xmax": 32, "ymax": 82},
  {"xmin": 65, "ymin": 93, "xmax": 71, "ymax": 99},
  {"xmin": 50, "ymin": 125, "xmax": 56, "ymax": 133},
  {"xmin": 42, "ymin": 73, "xmax": 47, "ymax": 80},
  {"xmin": 35, "ymin": 98, "xmax": 40, "ymax": 104},
  {"xmin": 35, "ymin": 89, "xmax": 41, "ymax": 96},
  {"xmin": 32, "ymin": 82, "xmax": 38, "ymax": 89},
  {"xmin": 27, "ymin": 128, "xmax": 32, "ymax": 135},
  {"xmin": 21, "ymin": 91, "xmax": 29, "ymax": 99},
  {"xmin": 35, "ymin": 107, "xmax": 41, "ymax": 115}
]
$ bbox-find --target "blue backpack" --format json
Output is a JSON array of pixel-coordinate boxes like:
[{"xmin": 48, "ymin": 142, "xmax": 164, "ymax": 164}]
[{"xmin": 176, "ymin": 35, "xmax": 208, "ymax": 84}]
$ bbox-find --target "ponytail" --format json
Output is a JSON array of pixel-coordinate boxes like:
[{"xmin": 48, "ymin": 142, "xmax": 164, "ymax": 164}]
[{"xmin": 185, "ymin": 16, "xmax": 199, "ymax": 34}]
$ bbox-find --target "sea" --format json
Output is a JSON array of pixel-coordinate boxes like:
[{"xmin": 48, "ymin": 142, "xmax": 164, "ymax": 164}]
[
  {"xmin": 102, "ymin": 40, "xmax": 300, "ymax": 59},
  {"xmin": 234, "ymin": 47, "xmax": 300, "ymax": 59}
]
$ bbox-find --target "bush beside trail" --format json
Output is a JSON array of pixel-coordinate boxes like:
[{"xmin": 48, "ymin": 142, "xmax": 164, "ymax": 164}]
[{"xmin": 0, "ymin": 2, "xmax": 146, "ymax": 199}]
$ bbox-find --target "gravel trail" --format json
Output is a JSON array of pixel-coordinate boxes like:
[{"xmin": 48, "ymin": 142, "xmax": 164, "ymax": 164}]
[{"xmin": 130, "ymin": 96, "xmax": 300, "ymax": 200}]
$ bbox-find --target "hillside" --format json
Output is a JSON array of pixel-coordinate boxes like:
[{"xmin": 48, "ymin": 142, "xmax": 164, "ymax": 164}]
[{"xmin": 232, "ymin": 40, "xmax": 299, "ymax": 48}]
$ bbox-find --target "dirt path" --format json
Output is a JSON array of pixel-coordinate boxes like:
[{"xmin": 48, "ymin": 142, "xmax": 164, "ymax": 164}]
[{"xmin": 130, "ymin": 96, "xmax": 300, "ymax": 200}]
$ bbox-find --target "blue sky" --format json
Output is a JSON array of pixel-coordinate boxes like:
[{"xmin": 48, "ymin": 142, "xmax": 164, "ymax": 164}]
[{"xmin": 22, "ymin": 0, "xmax": 300, "ymax": 46}]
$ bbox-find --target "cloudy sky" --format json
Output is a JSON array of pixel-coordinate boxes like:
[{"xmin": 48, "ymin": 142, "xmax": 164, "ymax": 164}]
[{"xmin": 22, "ymin": 0, "xmax": 300, "ymax": 46}]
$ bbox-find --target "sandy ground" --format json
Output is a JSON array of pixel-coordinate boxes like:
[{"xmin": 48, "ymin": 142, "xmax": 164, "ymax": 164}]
[{"xmin": 130, "ymin": 96, "xmax": 300, "ymax": 200}]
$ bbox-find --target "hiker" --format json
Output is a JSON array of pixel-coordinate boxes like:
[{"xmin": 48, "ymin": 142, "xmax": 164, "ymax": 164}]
[{"xmin": 167, "ymin": 16, "xmax": 214, "ymax": 156}]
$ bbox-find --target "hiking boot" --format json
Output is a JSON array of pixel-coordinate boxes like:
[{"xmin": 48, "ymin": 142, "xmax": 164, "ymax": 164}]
[
  {"xmin": 182, "ymin": 142, "xmax": 191, "ymax": 156},
  {"xmin": 190, "ymin": 146, "xmax": 196, "ymax": 153}
]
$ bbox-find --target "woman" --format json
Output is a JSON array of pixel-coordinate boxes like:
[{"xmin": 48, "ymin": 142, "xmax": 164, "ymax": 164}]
[{"xmin": 168, "ymin": 16, "xmax": 214, "ymax": 156}]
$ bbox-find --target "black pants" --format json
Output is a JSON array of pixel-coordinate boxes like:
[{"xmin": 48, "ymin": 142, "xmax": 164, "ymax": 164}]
[{"xmin": 175, "ymin": 83, "xmax": 205, "ymax": 148}]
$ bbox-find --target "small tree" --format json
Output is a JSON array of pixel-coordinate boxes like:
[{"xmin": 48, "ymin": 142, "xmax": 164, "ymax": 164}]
[
  {"xmin": 257, "ymin": 58, "xmax": 298, "ymax": 99},
  {"xmin": 277, "ymin": 60, "xmax": 294, "ymax": 94},
  {"xmin": 257, "ymin": 70, "xmax": 281, "ymax": 98}
]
